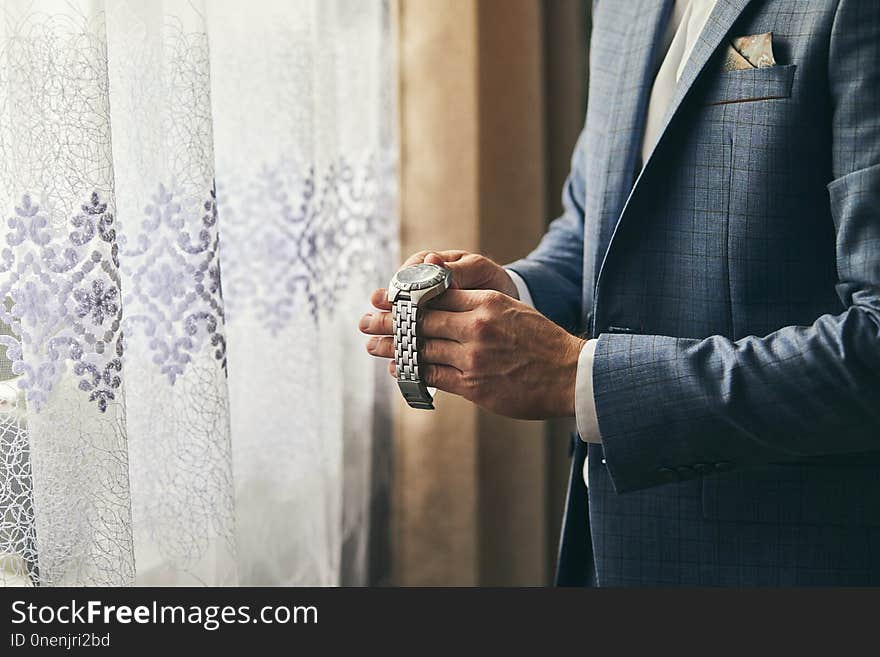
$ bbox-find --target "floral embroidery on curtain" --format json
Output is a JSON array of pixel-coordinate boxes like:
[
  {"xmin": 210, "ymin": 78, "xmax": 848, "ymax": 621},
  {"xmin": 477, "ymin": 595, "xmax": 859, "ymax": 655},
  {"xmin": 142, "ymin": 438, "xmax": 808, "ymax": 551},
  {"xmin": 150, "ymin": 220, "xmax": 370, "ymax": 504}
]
[{"xmin": 0, "ymin": 0, "xmax": 395, "ymax": 587}]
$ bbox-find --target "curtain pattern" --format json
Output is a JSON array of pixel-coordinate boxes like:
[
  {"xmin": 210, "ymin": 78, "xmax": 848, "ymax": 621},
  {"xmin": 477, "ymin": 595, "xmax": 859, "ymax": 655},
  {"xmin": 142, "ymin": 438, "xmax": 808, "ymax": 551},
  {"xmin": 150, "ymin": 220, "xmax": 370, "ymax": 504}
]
[{"xmin": 0, "ymin": 0, "xmax": 395, "ymax": 586}]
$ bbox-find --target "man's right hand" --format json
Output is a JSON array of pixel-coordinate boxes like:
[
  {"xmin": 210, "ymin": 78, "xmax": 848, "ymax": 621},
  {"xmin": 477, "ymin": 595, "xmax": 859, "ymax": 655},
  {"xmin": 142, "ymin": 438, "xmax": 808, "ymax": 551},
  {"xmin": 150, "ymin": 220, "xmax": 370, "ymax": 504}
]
[
  {"xmin": 359, "ymin": 249, "xmax": 521, "ymax": 376},
  {"xmin": 399, "ymin": 250, "xmax": 520, "ymax": 298}
]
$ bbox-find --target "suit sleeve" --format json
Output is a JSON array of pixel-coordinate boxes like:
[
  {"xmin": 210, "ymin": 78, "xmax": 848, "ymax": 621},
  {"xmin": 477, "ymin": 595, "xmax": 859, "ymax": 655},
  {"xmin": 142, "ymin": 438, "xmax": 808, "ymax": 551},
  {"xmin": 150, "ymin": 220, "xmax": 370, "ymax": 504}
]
[
  {"xmin": 506, "ymin": 127, "xmax": 587, "ymax": 334},
  {"xmin": 595, "ymin": 0, "xmax": 880, "ymax": 493}
]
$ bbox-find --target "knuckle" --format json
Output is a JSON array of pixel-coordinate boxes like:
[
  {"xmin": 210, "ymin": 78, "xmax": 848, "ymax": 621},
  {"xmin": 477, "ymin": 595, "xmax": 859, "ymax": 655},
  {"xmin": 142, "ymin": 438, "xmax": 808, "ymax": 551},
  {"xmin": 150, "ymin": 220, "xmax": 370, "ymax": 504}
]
[
  {"xmin": 467, "ymin": 347, "xmax": 485, "ymax": 371},
  {"xmin": 381, "ymin": 312, "xmax": 393, "ymax": 333},
  {"xmin": 470, "ymin": 315, "xmax": 490, "ymax": 337},
  {"xmin": 483, "ymin": 289, "xmax": 503, "ymax": 307},
  {"xmin": 470, "ymin": 312, "xmax": 496, "ymax": 339}
]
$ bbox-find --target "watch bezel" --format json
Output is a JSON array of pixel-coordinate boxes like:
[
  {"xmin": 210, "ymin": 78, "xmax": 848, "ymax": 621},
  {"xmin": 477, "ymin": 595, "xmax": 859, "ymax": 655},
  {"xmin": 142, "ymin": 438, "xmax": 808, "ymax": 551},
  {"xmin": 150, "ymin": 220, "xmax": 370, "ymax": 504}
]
[{"xmin": 390, "ymin": 263, "xmax": 450, "ymax": 291}]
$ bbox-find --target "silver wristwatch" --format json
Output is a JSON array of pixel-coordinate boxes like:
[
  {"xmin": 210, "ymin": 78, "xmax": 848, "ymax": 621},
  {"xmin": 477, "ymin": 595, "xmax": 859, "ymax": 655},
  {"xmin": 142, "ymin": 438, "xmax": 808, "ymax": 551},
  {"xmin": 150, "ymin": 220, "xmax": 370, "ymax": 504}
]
[{"xmin": 387, "ymin": 263, "xmax": 453, "ymax": 409}]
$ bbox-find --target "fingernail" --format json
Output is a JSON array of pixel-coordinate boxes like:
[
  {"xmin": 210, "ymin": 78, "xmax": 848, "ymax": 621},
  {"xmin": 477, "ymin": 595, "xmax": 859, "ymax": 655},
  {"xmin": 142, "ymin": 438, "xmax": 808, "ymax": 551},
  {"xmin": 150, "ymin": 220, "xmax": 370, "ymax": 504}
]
[
  {"xmin": 359, "ymin": 313, "xmax": 372, "ymax": 331},
  {"xmin": 367, "ymin": 337, "xmax": 379, "ymax": 352}
]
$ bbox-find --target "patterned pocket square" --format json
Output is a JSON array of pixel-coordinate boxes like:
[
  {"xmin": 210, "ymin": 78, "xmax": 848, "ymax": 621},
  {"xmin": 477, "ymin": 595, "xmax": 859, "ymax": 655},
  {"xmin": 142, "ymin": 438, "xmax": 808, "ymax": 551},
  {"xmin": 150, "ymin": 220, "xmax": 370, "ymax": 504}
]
[{"xmin": 722, "ymin": 32, "xmax": 777, "ymax": 71}]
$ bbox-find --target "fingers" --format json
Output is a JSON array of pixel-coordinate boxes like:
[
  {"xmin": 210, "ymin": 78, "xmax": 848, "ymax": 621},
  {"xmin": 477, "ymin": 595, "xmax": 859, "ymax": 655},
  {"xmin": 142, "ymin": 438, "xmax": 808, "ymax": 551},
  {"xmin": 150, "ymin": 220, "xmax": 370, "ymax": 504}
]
[
  {"xmin": 420, "ymin": 309, "xmax": 470, "ymax": 336},
  {"xmin": 415, "ymin": 252, "xmax": 463, "ymax": 290},
  {"xmin": 366, "ymin": 336, "xmax": 465, "ymax": 368},
  {"xmin": 359, "ymin": 308, "xmax": 470, "ymax": 338},
  {"xmin": 422, "ymin": 364, "xmax": 466, "ymax": 395},
  {"xmin": 402, "ymin": 250, "xmax": 431, "ymax": 267},
  {"xmin": 425, "ymin": 288, "xmax": 497, "ymax": 312},
  {"xmin": 424, "ymin": 252, "xmax": 469, "ymax": 289},
  {"xmin": 359, "ymin": 311, "xmax": 393, "ymax": 336},
  {"xmin": 370, "ymin": 274, "xmax": 488, "ymax": 313},
  {"xmin": 371, "ymin": 288, "xmax": 391, "ymax": 311},
  {"xmin": 423, "ymin": 253, "xmax": 445, "ymax": 267},
  {"xmin": 388, "ymin": 361, "xmax": 466, "ymax": 396},
  {"xmin": 399, "ymin": 251, "xmax": 473, "ymax": 291},
  {"xmin": 366, "ymin": 336, "xmax": 394, "ymax": 357},
  {"xmin": 431, "ymin": 250, "xmax": 468, "ymax": 262}
]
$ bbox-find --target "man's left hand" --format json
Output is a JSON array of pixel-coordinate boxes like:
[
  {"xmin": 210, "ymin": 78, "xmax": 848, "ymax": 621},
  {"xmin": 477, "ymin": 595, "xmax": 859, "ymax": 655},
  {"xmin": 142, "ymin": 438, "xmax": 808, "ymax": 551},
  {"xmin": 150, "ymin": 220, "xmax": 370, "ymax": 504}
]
[{"xmin": 360, "ymin": 287, "xmax": 585, "ymax": 419}]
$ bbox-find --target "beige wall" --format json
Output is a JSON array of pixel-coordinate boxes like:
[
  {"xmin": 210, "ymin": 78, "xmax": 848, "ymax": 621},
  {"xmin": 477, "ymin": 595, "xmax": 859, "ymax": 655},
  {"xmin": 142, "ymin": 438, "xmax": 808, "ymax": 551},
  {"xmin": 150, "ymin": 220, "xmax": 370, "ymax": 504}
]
[{"xmin": 393, "ymin": 0, "xmax": 588, "ymax": 586}]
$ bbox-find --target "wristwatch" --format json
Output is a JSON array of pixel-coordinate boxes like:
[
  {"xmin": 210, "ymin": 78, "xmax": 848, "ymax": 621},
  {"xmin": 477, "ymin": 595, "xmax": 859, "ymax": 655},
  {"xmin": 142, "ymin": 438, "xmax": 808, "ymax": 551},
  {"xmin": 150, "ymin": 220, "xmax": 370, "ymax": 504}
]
[{"xmin": 387, "ymin": 263, "xmax": 453, "ymax": 409}]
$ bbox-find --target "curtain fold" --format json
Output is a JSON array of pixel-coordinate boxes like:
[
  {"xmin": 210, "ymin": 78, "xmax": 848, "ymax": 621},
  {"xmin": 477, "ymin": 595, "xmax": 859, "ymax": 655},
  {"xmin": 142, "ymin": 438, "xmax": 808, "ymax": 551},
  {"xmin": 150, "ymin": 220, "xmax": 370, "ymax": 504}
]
[{"xmin": 0, "ymin": 0, "xmax": 395, "ymax": 587}]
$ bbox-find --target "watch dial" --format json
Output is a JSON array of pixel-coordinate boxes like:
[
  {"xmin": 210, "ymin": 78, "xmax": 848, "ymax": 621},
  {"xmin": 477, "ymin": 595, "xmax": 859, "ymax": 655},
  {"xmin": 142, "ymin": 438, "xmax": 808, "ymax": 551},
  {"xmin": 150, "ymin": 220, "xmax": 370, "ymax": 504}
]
[{"xmin": 395, "ymin": 263, "xmax": 444, "ymax": 286}]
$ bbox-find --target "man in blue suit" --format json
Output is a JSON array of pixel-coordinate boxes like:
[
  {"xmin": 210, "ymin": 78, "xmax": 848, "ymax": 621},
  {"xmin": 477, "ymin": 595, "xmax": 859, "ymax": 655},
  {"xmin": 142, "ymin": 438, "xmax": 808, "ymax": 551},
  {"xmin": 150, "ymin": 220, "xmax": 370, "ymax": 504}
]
[{"xmin": 361, "ymin": 0, "xmax": 880, "ymax": 585}]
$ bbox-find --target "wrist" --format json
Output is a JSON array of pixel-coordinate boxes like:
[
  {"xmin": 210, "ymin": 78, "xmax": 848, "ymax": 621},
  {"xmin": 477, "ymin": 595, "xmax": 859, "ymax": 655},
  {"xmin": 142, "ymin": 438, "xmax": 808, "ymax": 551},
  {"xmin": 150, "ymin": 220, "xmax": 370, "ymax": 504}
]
[
  {"xmin": 499, "ymin": 269, "xmax": 520, "ymax": 299},
  {"xmin": 560, "ymin": 334, "xmax": 586, "ymax": 417}
]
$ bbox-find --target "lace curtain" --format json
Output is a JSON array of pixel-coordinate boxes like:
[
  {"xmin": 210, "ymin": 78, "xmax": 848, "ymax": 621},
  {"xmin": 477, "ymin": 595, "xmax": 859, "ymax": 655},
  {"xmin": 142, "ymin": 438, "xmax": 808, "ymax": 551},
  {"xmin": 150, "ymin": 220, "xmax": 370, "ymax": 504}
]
[{"xmin": 0, "ymin": 0, "xmax": 395, "ymax": 586}]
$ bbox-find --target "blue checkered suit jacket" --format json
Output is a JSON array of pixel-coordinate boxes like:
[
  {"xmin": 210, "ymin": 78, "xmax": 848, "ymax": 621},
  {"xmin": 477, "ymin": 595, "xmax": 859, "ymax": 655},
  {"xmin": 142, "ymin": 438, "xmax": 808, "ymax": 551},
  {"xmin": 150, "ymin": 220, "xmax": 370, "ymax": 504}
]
[{"xmin": 509, "ymin": 0, "xmax": 880, "ymax": 585}]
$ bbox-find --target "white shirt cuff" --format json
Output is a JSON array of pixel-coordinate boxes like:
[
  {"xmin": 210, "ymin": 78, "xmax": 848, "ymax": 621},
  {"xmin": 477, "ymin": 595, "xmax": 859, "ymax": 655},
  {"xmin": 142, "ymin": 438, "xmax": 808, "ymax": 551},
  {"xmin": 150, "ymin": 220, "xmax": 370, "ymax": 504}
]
[
  {"xmin": 505, "ymin": 269, "xmax": 535, "ymax": 307},
  {"xmin": 575, "ymin": 338, "xmax": 601, "ymax": 443}
]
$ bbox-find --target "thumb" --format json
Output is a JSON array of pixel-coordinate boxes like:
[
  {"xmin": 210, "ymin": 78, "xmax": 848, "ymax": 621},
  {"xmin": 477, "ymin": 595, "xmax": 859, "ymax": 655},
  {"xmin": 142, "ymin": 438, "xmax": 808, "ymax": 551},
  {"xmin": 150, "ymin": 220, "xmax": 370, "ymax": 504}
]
[{"xmin": 422, "ymin": 252, "xmax": 460, "ymax": 289}]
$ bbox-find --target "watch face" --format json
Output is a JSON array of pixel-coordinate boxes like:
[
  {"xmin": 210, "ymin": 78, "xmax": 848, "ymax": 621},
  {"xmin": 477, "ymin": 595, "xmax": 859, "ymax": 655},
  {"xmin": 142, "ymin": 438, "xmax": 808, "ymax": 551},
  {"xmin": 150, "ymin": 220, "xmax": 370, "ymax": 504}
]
[{"xmin": 393, "ymin": 263, "xmax": 448, "ymax": 290}]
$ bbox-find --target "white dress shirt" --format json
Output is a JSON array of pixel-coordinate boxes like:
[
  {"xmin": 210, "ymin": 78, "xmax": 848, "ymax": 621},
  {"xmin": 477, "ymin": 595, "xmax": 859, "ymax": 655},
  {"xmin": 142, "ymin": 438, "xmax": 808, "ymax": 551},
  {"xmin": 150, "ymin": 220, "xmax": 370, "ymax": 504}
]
[{"xmin": 507, "ymin": 0, "xmax": 718, "ymax": 486}]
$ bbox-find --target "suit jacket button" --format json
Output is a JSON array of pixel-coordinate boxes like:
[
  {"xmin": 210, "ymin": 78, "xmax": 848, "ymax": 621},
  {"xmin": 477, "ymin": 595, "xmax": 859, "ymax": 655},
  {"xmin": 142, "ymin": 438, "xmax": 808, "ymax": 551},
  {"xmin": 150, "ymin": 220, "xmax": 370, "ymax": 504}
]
[
  {"xmin": 714, "ymin": 461, "xmax": 733, "ymax": 472},
  {"xmin": 656, "ymin": 467, "xmax": 678, "ymax": 482}
]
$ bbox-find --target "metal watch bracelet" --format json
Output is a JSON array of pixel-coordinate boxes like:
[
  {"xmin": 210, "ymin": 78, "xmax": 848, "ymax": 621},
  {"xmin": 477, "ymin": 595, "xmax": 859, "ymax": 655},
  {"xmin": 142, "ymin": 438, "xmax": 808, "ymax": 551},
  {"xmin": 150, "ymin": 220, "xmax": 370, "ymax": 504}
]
[{"xmin": 392, "ymin": 296, "xmax": 435, "ymax": 409}]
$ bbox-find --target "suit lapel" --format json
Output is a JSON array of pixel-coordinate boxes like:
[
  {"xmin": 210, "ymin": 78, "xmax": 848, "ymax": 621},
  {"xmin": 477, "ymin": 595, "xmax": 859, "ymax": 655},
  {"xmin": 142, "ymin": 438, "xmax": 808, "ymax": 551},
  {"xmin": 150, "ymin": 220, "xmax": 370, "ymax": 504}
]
[
  {"xmin": 639, "ymin": 0, "xmax": 755, "ymax": 172},
  {"xmin": 597, "ymin": 0, "xmax": 672, "ymax": 234},
  {"xmin": 590, "ymin": 0, "xmax": 755, "ymax": 334},
  {"xmin": 584, "ymin": 0, "xmax": 672, "ymax": 327}
]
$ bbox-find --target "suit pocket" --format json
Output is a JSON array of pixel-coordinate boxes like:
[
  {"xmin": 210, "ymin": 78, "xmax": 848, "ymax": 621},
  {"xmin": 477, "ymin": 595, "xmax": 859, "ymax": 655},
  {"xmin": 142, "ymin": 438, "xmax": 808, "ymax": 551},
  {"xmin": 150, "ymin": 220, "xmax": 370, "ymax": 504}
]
[
  {"xmin": 702, "ymin": 461, "xmax": 880, "ymax": 527},
  {"xmin": 702, "ymin": 64, "xmax": 796, "ymax": 106}
]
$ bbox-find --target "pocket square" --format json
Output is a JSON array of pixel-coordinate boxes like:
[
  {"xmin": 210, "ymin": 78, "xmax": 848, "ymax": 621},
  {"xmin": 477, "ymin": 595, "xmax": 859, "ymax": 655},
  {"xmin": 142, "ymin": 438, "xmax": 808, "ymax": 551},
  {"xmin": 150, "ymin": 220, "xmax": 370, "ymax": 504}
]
[{"xmin": 722, "ymin": 32, "xmax": 776, "ymax": 71}]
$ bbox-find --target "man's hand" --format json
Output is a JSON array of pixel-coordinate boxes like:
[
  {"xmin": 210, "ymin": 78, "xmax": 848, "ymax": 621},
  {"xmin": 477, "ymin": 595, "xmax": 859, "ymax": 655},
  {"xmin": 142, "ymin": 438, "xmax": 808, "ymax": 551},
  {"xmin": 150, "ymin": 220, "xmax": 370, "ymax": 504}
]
[
  {"xmin": 400, "ymin": 250, "xmax": 520, "ymax": 298},
  {"xmin": 360, "ymin": 283, "xmax": 585, "ymax": 420}
]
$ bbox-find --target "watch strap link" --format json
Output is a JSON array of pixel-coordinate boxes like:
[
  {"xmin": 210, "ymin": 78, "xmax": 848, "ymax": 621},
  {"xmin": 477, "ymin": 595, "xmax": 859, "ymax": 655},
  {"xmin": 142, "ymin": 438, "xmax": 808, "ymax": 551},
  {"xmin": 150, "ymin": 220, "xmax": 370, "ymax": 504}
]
[{"xmin": 392, "ymin": 297, "xmax": 434, "ymax": 409}]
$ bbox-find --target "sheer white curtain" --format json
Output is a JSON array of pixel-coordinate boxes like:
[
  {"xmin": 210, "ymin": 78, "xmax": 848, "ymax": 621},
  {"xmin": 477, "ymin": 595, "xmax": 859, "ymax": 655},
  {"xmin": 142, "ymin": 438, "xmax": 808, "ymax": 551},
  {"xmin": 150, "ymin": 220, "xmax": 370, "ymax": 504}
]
[{"xmin": 0, "ymin": 0, "xmax": 395, "ymax": 586}]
